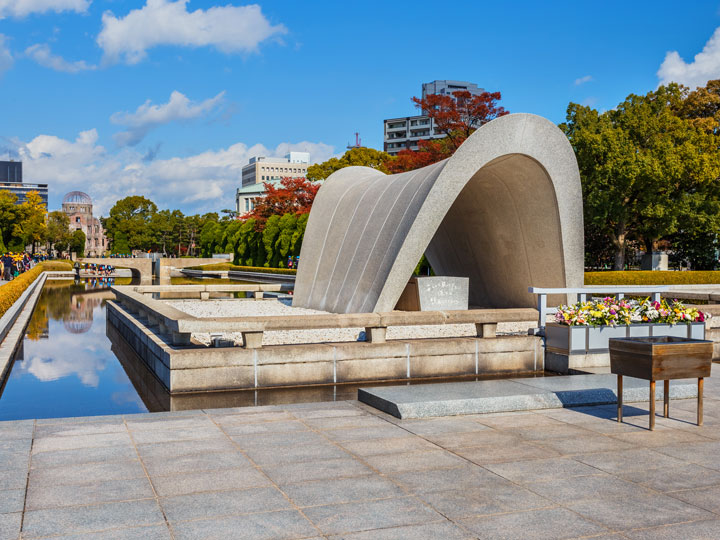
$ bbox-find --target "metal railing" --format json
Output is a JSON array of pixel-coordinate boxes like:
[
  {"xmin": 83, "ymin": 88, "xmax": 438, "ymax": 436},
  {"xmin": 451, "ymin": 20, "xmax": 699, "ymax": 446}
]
[{"xmin": 528, "ymin": 286, "xmax": 669, "ymax": 332}]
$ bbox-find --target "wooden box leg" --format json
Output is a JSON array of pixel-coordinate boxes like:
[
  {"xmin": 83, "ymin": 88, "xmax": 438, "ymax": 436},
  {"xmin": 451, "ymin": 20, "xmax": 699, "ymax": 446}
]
[
  {"xmin": 649, "ymin": 380, "xmax": 656, "ymax": 431},
  {"xmin": 698, "ymin": 377, "xmax": 704, "ymax": 426},
  {"xmin": 664, "ymin": 380, "xmax": 669, "ymax": 418},
  {"xmin": 617, "ymin": 375, "xmax": 623, "ymax": 423}
]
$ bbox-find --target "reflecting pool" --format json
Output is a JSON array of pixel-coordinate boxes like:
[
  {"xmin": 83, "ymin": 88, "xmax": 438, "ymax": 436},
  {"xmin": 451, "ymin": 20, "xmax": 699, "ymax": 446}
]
[
  {"xmin": 0, "ymin": 278, "xmax": 553, "ymax": 421},
  {"xmin": 0, "ymin": 279, "xmax": 148, "ymax": 420}
]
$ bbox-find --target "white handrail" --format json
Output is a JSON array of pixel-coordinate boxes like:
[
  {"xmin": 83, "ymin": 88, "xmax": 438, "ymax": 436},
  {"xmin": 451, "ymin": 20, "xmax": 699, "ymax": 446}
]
[{"xmin": 528, "ymin": 286, "xmax": 670, "ymax": 331}]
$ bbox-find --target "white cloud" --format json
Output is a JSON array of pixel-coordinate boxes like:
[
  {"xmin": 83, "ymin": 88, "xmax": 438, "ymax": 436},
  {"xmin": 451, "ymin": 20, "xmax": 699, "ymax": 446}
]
[
  {"xmin": 658, "ymin": 27, "xmax": 720, "ymax": 88},
  {"xmin": 0, "ymin": 0, "xmax": 90, "ymax": 18},
  {"xmin": 111, "ymin": 90, "xmax": 225, "ymax": 146},
  {"xmin": 16, "ymin": 315, "xmax": 109, "ymax": 387},
  {"xmin": 0, "ymin": 34, "xmax": 12, "ymax": 75},
  {"xmin": 97, "ymin": 0, "xmax": 286, "ymax": 65},
  {"xmin": 574, "ymin": 75, "xmax": 592, "ymax": 85},
  {"xmin": 25, "ymin": 43, "xmax": 95, "ymax": 73},
  {"xmin": 12, "ymin": 129, "xmax": 335, "ymax": 215}
]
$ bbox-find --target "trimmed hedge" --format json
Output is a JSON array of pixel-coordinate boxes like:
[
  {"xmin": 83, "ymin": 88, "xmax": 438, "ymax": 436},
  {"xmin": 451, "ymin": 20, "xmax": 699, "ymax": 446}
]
[
  {"xmin": 189, "ymin": 262, "xmax": 297, "ymax": 275},
  {"xmin": 0, "ymin": 265, "xmax": 42, "ymax": 318},
  {"xmin": 585, "ymin": 271, "xmax": 720, "ymax": 285},
  {"xmin": 40, "ymin": 261, "xmax": 73, "ymax": 271},
  {"xmin": 0, "ymin": 261, "xmax": 73, "ymax": 318}
]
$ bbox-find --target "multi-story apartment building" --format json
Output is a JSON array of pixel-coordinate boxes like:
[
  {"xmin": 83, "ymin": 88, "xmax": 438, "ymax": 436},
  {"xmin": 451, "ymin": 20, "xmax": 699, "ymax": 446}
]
[
  {"xmin": 0, "ymin": 160, "xmax": 49, "ymax": 206},
  {"xmin": 384, "ymin": 115, "xmax": 442, "ymax": 155},
  {"xmin": 236, "ymin": 152, "xmax": 310, "ymax": 214},
  {"xmin": 383, "ymin": 80, "xmax": 484, "ymax": 156}
]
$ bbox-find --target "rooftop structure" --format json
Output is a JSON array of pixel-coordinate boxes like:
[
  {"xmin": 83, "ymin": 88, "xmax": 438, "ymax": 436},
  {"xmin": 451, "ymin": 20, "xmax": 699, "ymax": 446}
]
[
  {"xmin": 0, "ymin": 160, "xmax": 49, "ymax": 206},
  {"xmin": 421, "ymin": 79, "xmax": 484, "ymax": 100},
  {"xmin": 0, "ymin": 160, "xmax": 22, "ymax": 183}
]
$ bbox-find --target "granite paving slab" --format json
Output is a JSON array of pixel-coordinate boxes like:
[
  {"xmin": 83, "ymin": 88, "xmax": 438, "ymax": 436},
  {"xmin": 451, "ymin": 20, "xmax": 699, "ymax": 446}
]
[
  {"xmin": 460, "ymin": 507, "xmax": 610, "ymax": 539},
  {"xmin": 25, "ymin": 478, "xmax": 154, "ymax": 511},
  {"xmin": 160, "ymin": 487, "xmax": 292, "ymax": 523},
  {"xmin": 325, "ymin": 520, "xmax": 472, "ymax": 540},
  {"xmin": 21, "ymin": 499, "xmax": 166, "ymax": 538},
  {"xmin": 149, "ymin": 467, "xmax": 271, "ymax": 497},
  {"xmin": 302, "ymin": 496, "xmax": 443, "ymax": 535},
  {"xmin": 170, "ymin": 510, "xmax": 319, "ymax": 540},
  {"xmin": 43, "ymin": 524, "xmax": 173, "ymax": 540}
]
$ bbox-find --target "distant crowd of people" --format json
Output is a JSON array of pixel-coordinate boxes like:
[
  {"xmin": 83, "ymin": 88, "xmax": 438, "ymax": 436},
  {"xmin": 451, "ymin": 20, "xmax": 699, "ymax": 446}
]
[
  {"xmin": 81, "ymin": 263, "xmax": 114, "ymax": 276},
  {"xmin": 1, "ymin": 252, "xmax": 47, "ymax": 281}
]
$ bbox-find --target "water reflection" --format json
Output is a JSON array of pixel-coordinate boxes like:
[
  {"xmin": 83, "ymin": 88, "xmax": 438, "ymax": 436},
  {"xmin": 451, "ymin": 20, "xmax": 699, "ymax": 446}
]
[{"xmin": 0, "ymin": 278, "xmax": 147, "ymax": 420}]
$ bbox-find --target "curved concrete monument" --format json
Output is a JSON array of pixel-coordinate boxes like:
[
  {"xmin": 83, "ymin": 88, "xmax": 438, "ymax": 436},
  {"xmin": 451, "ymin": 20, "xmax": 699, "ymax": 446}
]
[{"xmin": 293, "ymin": 113, "xmax": 583, "ymax": 313}]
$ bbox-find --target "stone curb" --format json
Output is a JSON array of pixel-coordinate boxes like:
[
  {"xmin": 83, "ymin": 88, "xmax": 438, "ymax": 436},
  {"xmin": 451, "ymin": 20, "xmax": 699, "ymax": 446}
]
[{"xmin": 0, "ymin": 272, "xmax": 48, "ymax": 382}]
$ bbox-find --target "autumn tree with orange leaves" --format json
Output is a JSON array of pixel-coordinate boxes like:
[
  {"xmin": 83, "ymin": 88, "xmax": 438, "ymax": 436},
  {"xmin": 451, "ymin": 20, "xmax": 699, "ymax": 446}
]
[
  {"xmin": 386, "ymin": 90, "xmax": 509, "ymax": 173},
  {"xmin": 241, "ymin": 177, "xmax": 320, "ymax": 226}
]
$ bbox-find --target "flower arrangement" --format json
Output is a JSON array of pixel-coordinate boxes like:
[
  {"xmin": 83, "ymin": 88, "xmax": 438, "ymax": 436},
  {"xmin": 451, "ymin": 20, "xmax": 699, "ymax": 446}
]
[{"xmin": 554, "ymin": 297, "xmax": 709, "ymax": 327}]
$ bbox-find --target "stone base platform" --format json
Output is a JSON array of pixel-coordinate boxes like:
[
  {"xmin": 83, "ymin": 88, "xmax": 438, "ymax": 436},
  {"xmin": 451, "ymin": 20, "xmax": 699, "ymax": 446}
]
[
  {"xmin": 359, "ymin": 373, "xmax": 702, "ymax": 419},
  {"xmin": 107, "ymin": 301, "xmax": 544, "ymax": 393}
]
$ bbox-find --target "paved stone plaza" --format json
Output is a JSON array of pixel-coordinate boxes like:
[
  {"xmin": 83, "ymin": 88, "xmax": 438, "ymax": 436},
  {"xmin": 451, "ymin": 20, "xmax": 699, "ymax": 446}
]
[{"xmin": 4, "ymin": 383, "xmax": 720, "ymax": 539}]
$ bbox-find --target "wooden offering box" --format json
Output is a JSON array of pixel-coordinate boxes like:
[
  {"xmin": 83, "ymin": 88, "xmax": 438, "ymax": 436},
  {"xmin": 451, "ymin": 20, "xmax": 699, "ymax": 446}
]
[{"xmin": 609, "ymin": 336, "xmax": 712, "ymax": 430}]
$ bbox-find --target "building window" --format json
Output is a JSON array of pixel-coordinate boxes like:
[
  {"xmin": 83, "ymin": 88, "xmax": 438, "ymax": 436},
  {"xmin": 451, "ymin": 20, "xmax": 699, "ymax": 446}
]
[
  {"xmin": 245, "ymin": 199, "xmax": 250, "ymax": 211},
  {"xmin": 75, "ymin": 217, "xmax": 80, "ymax": 223}
]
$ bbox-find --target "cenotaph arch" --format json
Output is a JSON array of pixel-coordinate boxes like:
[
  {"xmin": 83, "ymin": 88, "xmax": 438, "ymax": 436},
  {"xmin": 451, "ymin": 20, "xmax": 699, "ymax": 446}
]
[{"xmin": 293, "ymin": 113, "xmax": 583, "ymax": 313}]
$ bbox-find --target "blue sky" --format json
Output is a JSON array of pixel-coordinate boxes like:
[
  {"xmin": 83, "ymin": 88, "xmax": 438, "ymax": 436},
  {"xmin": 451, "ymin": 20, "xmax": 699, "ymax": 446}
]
[{"xmin": 0, "ymin": 0, "xmax": 719, "ymax": 215}]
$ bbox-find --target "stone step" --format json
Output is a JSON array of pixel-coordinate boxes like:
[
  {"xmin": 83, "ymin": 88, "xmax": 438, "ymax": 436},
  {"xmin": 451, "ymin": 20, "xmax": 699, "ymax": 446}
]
[{"xmin": 358, "ymin": 373, "xmax": 701, "ymax": 419}]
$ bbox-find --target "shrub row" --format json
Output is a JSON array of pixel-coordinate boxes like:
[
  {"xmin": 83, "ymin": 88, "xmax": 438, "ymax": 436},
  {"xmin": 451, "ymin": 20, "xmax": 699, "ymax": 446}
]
[
  {"xmin": 0, "ymin": 261, "xmax": 74, "ymax": 318},
  {"xmin": 0, "ymin": 265, "xmax": 43, "ymax": 318},
  {"xmin": 585, "ymin": 271, "xmax": 720, "ymax": 285},
  {"xmin": 190, "ymin": 262, "xmax": 297, "ymax": 275},
  {"xmin": 40, "ymin": 261, "xmax": 73, "ymax": 272}
]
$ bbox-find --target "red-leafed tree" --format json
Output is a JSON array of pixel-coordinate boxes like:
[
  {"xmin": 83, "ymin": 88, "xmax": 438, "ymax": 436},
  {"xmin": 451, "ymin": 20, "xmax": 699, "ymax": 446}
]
[
  {"xmin": 385, "ymin": 138, "xmax": 453, "ymax": 174},
  {"xmin": 241, "ymin": 177, "xmax": 320, "ymax": 226},
  {"xmin": 387, "ymin": 90, "xmax": 509, "ymax": 174},
  {"xmin": 413, "ymin": 90, "xmax": 509, "ymax": 150}
]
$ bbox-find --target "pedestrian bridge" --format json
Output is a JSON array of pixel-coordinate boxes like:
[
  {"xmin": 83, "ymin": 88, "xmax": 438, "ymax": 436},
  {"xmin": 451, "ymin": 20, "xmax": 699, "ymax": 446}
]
[{"xmin": 77, "ymin": 257, "xmax": 222, "ymax": 284}]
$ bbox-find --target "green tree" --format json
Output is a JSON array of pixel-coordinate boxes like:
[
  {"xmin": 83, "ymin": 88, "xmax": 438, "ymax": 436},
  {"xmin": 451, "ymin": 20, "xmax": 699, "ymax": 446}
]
[
  {"xmin": 306, "ymin": 147, "xmax": 392, "ymax": 181},
  {"xmin": 0, "ymin": 191, "xmax": 21, "ymax": 249},
  {"xmin": 150, "ymin": 209, "xmax": 183, "ymax": 255},
  {"xmin": 561, "ymin": 83, "xmax": 720, "ymax": 269},
  {"xmin": 14, "ymin": 191, "xmax": 47, "ymax": 254},
  {"xmin": 112, "ymin": 231, "xmax": 131, "ymax": 254},
  {"xmin": 199, "ymin": 220, "xmax": 223, "ymax": 257},
  {"xmin": 46, "ymin": 211, "xmax": 71, "ymax": 255},
  {"xmin": 670, "ymin": 231, "xmax": 718, "ymax": 270},
  {"xmin": 70, "ymin": 229, "xmax": 86, "ymax": 257},
  {"xmin": 103, "ymin": 196, "xmax": 157, "ymax": 251}
]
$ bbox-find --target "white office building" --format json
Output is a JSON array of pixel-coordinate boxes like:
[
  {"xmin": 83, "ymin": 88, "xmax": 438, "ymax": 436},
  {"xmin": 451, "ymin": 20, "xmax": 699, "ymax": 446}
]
[
  {"xmin": 236, "ymin": 152, "xmax": 310, "ymax": 214},
  {"xmin": 240, "ymin": 152, "xmax": 309, "ymax": 188}
]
